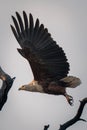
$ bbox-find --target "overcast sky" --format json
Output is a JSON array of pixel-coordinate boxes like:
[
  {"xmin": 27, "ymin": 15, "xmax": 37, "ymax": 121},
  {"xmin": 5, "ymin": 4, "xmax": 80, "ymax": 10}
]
[{"xmin": 0, "ymin": 0, "xmax": 87, "ymax": 130}]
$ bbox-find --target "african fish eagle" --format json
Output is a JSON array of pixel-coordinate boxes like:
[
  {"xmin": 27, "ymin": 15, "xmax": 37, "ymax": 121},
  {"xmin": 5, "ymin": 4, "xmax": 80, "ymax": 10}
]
[{"xmin": 11, "ymin": 11, "xmax": 81, "ymax": 105}]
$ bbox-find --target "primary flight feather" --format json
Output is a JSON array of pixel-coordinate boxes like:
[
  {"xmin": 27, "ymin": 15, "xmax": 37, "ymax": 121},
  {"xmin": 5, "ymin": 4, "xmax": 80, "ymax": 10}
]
[{"xmin": 11, "ymin": 11, "xmax": 81, "ymax": 105}]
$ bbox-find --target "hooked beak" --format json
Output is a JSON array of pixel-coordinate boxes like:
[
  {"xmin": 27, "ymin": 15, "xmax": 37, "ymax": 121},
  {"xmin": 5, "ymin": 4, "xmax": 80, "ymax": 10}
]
[
  {"xmin": 18, "ymin": 86, "xmax": 25, "ymax": 90},
  {"xmin": 18, "ymin": 87, "xmax": 22, "ymax": 90}
]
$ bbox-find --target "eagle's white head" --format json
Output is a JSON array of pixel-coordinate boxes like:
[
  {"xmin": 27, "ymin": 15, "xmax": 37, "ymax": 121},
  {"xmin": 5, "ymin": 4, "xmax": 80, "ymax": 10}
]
[{"xmin": 18, "ymin": 80, "xmax": 44, "ymax": 93}]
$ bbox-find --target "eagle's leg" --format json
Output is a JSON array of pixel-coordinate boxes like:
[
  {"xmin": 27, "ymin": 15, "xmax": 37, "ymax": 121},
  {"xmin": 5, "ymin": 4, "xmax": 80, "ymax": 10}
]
[{"xmin": 64, "ymin": 93, "xmax": 74, "ymax": 106}]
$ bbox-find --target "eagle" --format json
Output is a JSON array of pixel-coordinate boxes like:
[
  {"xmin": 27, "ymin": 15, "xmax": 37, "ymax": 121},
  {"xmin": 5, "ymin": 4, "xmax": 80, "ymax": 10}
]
[
  {"xmin": 11, "ymin": 11, "xmax": 81, "ymax": 105},
  {"xmin": 0, "ymin": 66, "xmax": 15, "ymax": 110}
]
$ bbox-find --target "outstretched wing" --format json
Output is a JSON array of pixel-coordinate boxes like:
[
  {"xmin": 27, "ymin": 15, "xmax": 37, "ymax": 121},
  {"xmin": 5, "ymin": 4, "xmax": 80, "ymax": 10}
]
[{"xmin": 11, "ymin": 11, "xmax": 70, "ymax": 81}]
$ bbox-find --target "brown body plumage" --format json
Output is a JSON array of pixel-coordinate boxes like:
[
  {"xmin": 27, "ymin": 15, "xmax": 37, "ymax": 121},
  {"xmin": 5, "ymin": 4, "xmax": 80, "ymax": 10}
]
[{"xmin": 11, "ymin": 11, "xmax": 81, "ymax": 105}]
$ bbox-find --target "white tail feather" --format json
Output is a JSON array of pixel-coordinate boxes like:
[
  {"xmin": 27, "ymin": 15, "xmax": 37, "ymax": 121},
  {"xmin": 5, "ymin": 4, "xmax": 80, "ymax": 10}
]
[{"xmin": 60, "ymin": 76, "xmax": 81, "ymax": 88}]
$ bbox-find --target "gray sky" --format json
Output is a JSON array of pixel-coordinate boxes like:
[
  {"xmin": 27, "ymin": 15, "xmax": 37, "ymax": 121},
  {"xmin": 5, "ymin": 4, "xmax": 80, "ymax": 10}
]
[{"xmin": 0, "ymin": 0, "xmax": 87, "ymax": 130}]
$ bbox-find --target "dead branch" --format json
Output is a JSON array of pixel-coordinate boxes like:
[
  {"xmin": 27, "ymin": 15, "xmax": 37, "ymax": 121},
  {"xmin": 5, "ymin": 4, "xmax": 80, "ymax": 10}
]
[
  {"xmin": 44, "ymin": 125, "xmax": 50, "ymax": 130},
  {"xmin": 44, "ymin": 98, "xmax": 87, "ymax": 130},
  {"xmin": 59, "ymin": 98, "xmax": 87, "ymax": 130},
  {"xmin": 0, "ymin": 66, "xmax": 15, "ymax": 110}
]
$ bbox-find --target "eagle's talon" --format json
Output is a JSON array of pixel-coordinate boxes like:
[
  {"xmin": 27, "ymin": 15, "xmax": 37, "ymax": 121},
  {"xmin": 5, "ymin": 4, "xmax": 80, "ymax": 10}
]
[
  {"xmin": 65, "ymin": 94, "xmax": 74, "ymax": 106},
  {"xmin": 68, "ymin": 96, "xmax": 74, "ymax": 106}
]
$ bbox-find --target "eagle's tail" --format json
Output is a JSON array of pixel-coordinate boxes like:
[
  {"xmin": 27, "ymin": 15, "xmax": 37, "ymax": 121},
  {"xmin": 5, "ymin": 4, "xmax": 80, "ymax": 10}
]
[{"xmin": 60, "ymin": 76, "xmax": 81, "ymax": 88}]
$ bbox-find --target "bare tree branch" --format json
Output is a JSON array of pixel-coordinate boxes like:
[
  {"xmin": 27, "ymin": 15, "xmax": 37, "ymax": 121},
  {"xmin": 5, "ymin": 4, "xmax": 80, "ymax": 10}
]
[
  {"xmin": 44, "ymin": 125, "xmax": 50, "ymax": 130},
  {"xmin": 59, "ymin": 98, "xmax": 87, "ymax": 130},
  {"xmin": 44, "ymin": 98, "xmax": 87, "ymax": 130},
  {"xmin": 0, "ymin": 66, "xmax": 15, "ymax": 110}
]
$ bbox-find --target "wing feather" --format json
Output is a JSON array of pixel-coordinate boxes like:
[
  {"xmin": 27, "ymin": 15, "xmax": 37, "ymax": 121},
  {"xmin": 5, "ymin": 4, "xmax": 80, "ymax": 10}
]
[
  {"xmin": 11, "ymin": 11, "xmax": 70, "ymax": 81},
  {"xmin": 11, "ymin": 16, "xmax": 21, "ymax": 36},
  {"xmin": 10, "ymin": 25, "xmax": 19, "ymax": 42},
  {"xmin": 23, "ymin": 11, "xmax": 28, "ymax": 31},
  {"xmin": 16, "ymin": 12, "xmax": 24, "ymax": 33}
]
